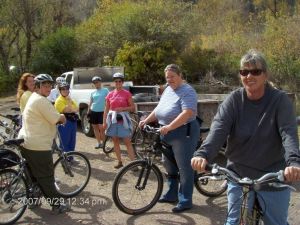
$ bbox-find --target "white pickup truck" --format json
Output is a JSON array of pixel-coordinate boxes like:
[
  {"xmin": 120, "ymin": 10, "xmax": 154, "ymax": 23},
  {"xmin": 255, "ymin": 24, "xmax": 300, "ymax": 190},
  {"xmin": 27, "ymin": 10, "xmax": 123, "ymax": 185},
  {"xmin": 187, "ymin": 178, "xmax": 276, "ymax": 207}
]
[{"xmin": 61, "ymin": 66, "xmax": 159, "ymax": 137}]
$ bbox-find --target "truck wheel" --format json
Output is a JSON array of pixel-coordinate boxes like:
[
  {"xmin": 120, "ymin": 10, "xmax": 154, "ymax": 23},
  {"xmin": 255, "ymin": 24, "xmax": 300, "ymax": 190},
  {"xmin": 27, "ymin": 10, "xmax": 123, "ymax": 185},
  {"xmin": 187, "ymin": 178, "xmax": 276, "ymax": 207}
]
[{"xmin": 81, "ymin": 108, "xmax": 94, "ymax": 137}]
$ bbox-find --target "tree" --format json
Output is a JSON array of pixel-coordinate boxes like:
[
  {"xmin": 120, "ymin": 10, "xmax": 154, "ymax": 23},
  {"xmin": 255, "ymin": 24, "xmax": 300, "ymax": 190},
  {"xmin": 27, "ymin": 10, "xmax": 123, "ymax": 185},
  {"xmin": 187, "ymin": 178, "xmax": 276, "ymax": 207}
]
[
  {"xmin": 31, "ymin": 27, "xmax": 78, "ymax": 75},
  {"xmin": 77, "ymin": 0, "xmax": 196, "ymax": 84}
]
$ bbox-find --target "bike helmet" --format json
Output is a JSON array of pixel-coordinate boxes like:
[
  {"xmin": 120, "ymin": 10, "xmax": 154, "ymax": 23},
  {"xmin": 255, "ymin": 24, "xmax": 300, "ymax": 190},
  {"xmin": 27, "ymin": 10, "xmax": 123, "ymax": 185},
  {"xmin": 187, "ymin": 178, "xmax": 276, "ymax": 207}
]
[
  {"xmin": 34, "ymin": 74, "xmax": 54, "ymax": 83},
  {"xmin": 58, "ymin": 82, "xmax": 70, "ymax": 90},
  {"xmin": 92, "ymin": 76, "xmax": 102, "ymax": 83},
  {"xmin": 112, "ymin": 72, "xmax": 124, "ymax": 80},
  {"xmin": 56, "ymin": 76, "xmax": 65, "ymax": 84}
]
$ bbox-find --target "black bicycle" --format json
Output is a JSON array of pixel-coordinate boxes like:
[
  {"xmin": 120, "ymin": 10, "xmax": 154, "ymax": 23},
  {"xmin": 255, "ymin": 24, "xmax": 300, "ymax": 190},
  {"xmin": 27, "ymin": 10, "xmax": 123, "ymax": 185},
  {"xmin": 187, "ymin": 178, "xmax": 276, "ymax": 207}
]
[
  {"xmin": 0, "ymin": 109, "xmax": 22, "ymax": 141},
  {"xmin": 111, "ymin": 124, "xmax": 226, "ymax": 215},
  {"xmin": 205, "ymin": 163, "xmax": 295, "ymax": 225},
  {"xmin": 102, "ymin": 111, "xmax": 147, "ymax": 158},
  {"xmin": 0, "ymin": 140, "xmax": 42, "ymax": 225},
  {"xmin": 52, "ymin": 125, "xmax": 91, "ymax": 197}
]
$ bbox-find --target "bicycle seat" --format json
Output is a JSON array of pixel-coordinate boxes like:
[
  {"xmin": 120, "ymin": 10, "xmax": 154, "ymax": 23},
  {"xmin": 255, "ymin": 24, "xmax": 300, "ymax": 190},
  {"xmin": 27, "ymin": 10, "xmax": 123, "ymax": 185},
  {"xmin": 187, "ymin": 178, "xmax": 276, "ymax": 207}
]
[{"xmin": 4, "ymin": 139, "xmax": 24, "ymax": 146}]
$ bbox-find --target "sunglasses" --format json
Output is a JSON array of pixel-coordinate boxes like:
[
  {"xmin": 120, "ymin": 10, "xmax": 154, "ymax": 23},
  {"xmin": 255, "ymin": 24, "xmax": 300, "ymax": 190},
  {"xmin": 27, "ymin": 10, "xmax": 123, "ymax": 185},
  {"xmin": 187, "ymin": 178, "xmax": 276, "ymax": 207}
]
[{"xmin": 239, "ymin": 69, "xmax": 264, "ymax": 76}]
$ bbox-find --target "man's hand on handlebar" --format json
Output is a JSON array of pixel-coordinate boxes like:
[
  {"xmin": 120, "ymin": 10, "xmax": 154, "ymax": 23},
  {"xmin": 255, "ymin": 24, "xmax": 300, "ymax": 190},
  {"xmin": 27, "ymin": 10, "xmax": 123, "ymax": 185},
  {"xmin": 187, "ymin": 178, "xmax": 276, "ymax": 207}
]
[
  {"xmin": 284, "ymin": 166, "xmax": 300, "ymax": 182},
  {"xmin": 191, "ymin": 156, "xmax": 208, "ymax": 173}
]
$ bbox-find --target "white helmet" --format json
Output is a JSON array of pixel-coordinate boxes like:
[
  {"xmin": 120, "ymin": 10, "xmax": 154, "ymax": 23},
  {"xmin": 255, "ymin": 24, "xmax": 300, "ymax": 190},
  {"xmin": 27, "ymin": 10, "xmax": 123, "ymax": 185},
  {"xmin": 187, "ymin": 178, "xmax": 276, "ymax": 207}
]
[
  {"xmin": 92, "ymin": 76, "xmax": 102, "ymax": 83},
  {"xmin": 34, "ymin": 74, "xmax": 54, "ymax": 83},
  {"xmin": 56, "ymin": 76, "xmax": 65, "ymax": 84},
  {"xmin": 112, "ymin": 72, "xmax": 124, "ymax": 79}
]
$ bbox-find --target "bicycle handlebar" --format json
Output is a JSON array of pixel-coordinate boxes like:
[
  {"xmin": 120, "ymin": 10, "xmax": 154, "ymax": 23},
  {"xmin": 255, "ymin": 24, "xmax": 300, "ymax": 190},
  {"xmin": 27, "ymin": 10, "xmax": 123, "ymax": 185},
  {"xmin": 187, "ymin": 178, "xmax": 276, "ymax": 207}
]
[
  {"xmin": 143, "ymin": 125, "xmax": 160, "ymax": 134},
  {"xmin": 206, "ymin": 164, "xmax": 294, "ymax": 190}
]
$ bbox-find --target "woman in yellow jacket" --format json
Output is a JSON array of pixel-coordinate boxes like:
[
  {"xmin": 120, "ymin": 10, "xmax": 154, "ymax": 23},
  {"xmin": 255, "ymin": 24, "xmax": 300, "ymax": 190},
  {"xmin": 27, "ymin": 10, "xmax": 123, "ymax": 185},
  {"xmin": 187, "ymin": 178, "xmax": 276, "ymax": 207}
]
[{"xmin": 54, "ymin": 82, "xmax": 78, "ymax": 155}]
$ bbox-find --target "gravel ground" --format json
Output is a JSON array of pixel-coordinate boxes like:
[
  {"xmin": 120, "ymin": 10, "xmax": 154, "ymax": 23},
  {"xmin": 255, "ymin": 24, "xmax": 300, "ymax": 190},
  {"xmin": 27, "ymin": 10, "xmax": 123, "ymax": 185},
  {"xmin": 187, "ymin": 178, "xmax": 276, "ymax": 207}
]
[{"xmin": 0, "ymin": 95, "xmax": 299, "ymax": 225}]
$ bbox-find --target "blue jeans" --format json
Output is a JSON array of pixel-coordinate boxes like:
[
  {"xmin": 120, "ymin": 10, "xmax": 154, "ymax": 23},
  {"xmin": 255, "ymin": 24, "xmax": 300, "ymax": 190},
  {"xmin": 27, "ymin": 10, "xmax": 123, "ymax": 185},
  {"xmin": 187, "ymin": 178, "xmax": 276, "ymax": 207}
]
[
  {"xmin": 160, "ymin": 120, "xmax": 199, "ymax": 208},
  {"xmin": 226, "ymin": 181, "xmax": 291, "ymax": 225},
  {"xmin": 58, "ymin": 120, "xmax": 77, "ymax": 152}
]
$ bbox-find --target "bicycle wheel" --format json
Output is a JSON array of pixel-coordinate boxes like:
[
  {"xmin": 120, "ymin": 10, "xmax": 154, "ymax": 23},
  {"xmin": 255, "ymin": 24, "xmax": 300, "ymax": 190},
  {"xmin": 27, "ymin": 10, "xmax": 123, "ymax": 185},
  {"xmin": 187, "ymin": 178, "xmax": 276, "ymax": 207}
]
[
  {"xmin": 194, "ymin": 172, "xmax": 227, "ymax": 197},
  {"xmin": 112, "ymin": 160, "xmax": 163, "ymax": 215},
  {"xmin": 0, "ymin": 168, "xmax": 28, "ymax": 225},
  {"xmin": 103, "ymin": 136, "xmax": 114, "ymax": 154},
  {"xmin": 53, "ymin": 152, "xmax": 91, "ymax": 198},
  {"xmin": 132, "ymin": 129, "xmax": 146, "ymax": 159}
]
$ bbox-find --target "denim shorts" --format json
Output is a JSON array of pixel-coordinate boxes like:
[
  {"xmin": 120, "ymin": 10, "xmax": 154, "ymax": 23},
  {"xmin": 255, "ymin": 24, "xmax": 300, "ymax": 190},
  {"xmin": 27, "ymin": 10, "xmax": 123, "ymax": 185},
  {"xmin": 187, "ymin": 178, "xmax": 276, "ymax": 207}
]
[{"xmin": 106, "ymin": 123, "xmax": 131, "ymax": 138}]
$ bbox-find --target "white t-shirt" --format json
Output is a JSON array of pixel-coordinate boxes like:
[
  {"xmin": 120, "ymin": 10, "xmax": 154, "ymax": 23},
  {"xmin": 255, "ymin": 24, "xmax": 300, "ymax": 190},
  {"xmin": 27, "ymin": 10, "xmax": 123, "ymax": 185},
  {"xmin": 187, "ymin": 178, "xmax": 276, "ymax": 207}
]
[{"xmin": 23, "ymin": 92, "xmax": 60, "ymax": 150}]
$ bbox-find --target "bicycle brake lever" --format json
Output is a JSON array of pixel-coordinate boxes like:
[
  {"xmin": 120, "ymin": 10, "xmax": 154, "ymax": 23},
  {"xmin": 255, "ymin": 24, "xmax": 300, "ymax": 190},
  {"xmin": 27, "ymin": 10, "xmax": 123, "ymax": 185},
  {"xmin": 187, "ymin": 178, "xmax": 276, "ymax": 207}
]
[{"xmin": 269, "ymin": 182, "xmax": 296, "ymax": 191}]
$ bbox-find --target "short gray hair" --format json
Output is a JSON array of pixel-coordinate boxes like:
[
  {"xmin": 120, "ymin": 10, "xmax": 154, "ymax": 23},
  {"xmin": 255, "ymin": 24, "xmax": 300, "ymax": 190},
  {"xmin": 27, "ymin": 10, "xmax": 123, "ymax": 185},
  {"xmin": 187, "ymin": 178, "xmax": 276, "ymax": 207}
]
[
  {"xmin": 164, "ymin": 64, "xmax": 182, "ymax": 75},
  {"xmin": 240, "ymin": 49, "xmax": 268, "ymax": 71}
]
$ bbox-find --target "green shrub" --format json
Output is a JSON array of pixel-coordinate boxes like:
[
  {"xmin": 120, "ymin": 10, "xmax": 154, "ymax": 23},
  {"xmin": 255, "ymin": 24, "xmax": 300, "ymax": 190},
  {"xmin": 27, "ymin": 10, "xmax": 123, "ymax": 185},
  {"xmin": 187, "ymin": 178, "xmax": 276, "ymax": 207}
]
[{"xmin": 31, "ymin": 27, "xmax": 78, "ymax": 75}]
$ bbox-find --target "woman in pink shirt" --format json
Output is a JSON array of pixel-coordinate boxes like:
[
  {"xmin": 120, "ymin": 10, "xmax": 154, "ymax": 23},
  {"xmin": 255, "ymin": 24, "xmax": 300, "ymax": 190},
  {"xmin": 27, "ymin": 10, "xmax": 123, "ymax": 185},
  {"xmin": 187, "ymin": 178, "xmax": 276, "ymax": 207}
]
[{"xmin": 103, "ymin": 73, "xmax": 136, "ymax": 169}]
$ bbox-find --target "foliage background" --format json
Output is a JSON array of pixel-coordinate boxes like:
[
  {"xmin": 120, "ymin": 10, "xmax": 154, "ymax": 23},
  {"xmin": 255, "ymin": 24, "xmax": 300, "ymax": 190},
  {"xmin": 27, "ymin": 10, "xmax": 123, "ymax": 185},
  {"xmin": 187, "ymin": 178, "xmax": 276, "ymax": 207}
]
[{"xmin": 0, "ymin": 0, "xmax": 299, "ymax": 105}]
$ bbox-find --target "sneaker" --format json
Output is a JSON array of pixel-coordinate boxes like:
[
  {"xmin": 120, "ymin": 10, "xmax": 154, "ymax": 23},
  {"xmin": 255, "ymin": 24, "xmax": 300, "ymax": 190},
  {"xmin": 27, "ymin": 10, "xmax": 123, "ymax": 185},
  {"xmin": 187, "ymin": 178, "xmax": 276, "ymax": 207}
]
[
  {"xmin": 52, "ymin": 202, "xmax": 71, "ymax": 214},
  {"xmin": 95, "ymin": 143, "xmax": 103, "ymax": 149},
  {"xmin": 114, "ymin": 161, "xmax": 123, "ymax": 169}
]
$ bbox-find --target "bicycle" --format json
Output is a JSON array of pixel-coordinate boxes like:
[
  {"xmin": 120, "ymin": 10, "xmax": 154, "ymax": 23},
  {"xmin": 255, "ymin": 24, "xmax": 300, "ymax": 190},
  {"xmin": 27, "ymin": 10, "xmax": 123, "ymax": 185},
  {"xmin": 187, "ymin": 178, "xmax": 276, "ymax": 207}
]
[
  {"xmin": 205, "ymin": 163, "xmax": 295, "ymax": 225},
  {"xmin": 0, "ymin": 139, "xmax": 42, "ymax": 225},
  {"xmin": 52, "ymin": 125, "xmax": 91, "ymax": 197},
  {"xmin": 0, "ymin": 108, "xmax": 22, "ymax": 141},
  {"xmin": 102, "ymin": 111, "xmax": 148, "ymax": 158},
  {"xmin": 111, "ymin": 124, "xmax": 225, "ymax": 215},
  {"xmin": 194, "ymin": 143, "xmax": 228, "ymax": 197}
]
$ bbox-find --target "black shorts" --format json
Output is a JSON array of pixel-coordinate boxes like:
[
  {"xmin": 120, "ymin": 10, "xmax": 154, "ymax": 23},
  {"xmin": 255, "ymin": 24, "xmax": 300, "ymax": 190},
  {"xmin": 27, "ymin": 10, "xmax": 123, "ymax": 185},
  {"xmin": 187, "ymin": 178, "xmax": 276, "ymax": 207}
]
[{"xmin": 89, "ymin": 111, "xmax": 104, "ymax": 125}]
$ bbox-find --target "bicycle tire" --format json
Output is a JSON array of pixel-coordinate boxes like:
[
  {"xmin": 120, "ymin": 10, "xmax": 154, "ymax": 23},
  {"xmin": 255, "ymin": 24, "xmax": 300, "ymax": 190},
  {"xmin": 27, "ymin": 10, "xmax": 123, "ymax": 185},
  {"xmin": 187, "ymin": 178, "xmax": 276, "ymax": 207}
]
[
  {"xmin": 0, "ymin": 168, "xmax": 28, "ymax": 225},
  {"xmin": 132, "ymin": 129, "xmax": 145, "ymax": 159},
  {"xmin": 194, "ymin": 172, "xmax": 227, "ymax": 197},
  {"xmin": 112, "ymin": 160, "xmax": 163, "ymax": 215},
  {"xmin": 53, "ymin": 152, "xmax": 91, "ymax": 198},
  {"xmin": 103, "ymin": 136, "xmax": 114, "ymax": 154}
]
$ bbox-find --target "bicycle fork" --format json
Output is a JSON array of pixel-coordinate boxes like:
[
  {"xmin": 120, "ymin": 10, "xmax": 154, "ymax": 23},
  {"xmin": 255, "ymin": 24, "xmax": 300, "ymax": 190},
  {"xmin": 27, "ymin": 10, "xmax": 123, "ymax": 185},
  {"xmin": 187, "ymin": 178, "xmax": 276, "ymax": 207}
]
[
  {"xmin": 134, "ymin": 161, "xmax": 153, "ymax": 191},
  {"xmin": 60, "ymin": 155, "xmax": 74, "ymax": 177}
]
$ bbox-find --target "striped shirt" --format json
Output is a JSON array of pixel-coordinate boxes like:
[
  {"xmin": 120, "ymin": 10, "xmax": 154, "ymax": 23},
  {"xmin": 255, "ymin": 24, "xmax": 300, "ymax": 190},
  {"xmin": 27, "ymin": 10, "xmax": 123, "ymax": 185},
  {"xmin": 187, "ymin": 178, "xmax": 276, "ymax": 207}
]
[{"xmin": 154, "ymin": 84, "xmax": 198, "ymax": 125}]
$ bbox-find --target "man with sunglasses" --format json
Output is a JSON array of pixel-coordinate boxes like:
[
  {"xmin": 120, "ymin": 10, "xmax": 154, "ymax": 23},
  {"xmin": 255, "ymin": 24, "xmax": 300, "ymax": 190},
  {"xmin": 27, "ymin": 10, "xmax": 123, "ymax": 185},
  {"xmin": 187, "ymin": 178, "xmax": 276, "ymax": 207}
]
[{"xmin": 192, "ymin": 49, "xmax": 300, "ymax": 225}]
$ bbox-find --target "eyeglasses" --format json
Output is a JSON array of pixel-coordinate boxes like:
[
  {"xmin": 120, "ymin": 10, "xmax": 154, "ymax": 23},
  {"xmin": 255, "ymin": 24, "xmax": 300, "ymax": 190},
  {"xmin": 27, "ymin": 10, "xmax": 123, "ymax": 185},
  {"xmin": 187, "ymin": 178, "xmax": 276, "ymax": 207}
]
[{"xmin": 239, "ymin": 69, "xmax": 264, "ymax": 76}]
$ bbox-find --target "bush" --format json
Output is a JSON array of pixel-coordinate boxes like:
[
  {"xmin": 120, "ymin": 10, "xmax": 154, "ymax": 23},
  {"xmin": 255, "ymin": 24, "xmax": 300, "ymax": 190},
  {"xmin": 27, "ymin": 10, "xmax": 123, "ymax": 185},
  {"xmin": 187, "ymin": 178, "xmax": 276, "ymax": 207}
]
[{"xmin": 31, "ymin": 27, "xmax": 78, "ymax": 75}]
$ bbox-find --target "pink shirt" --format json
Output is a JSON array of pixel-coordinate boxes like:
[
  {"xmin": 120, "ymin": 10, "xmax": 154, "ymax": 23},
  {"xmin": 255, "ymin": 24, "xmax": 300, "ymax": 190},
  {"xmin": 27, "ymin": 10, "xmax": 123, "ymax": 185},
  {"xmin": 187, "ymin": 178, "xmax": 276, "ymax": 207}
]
[{"xmin": 106, "ymin": 89, "xmax": 132, "ymax": 110}]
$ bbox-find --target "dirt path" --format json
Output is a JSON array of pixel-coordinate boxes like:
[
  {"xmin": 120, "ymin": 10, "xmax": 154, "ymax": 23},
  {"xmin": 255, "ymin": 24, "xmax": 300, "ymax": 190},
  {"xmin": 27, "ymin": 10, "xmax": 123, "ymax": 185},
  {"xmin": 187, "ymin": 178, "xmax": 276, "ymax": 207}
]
[{"xmin": 0, "ymin": 97, "xmax": 299, "ymax": 225}]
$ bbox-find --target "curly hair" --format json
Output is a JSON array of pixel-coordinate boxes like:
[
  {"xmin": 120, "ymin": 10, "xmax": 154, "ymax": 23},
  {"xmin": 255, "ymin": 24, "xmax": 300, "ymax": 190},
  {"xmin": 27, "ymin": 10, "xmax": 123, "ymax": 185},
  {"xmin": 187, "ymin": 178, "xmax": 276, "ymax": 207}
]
[{"xmin": 16, "ymin": 73, "xmax": 35, "ymax": 104}]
